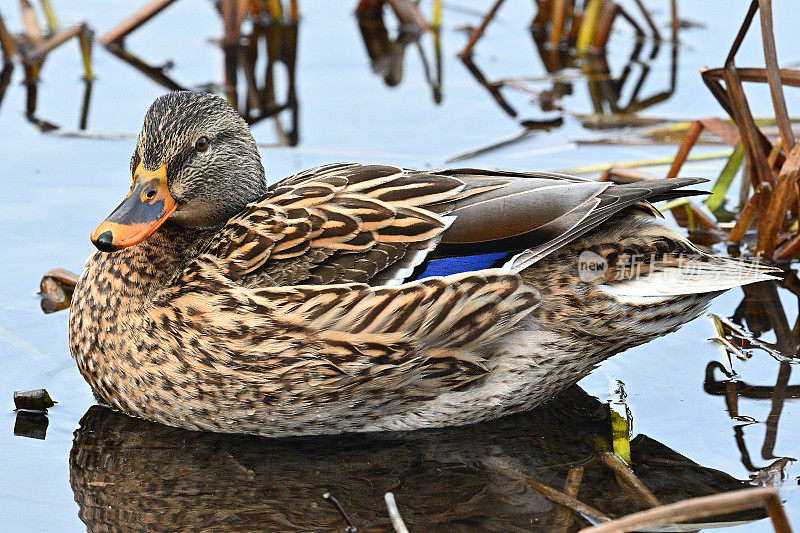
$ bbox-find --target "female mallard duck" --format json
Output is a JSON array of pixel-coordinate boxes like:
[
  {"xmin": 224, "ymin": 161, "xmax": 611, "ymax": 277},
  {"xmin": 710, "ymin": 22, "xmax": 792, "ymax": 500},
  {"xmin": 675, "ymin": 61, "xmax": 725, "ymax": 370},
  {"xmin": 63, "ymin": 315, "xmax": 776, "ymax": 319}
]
[{"xmin": 69, "ymin": 91, "xmax": 774, "ymax": 437}]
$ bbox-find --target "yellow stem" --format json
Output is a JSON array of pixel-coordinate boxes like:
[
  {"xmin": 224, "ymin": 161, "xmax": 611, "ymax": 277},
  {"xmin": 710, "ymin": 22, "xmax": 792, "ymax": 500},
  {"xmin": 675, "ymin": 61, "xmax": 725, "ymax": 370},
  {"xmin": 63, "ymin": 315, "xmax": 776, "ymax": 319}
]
[{"xmin": 558, "ymin": 149, "xmax": 734, "ymax": 175}]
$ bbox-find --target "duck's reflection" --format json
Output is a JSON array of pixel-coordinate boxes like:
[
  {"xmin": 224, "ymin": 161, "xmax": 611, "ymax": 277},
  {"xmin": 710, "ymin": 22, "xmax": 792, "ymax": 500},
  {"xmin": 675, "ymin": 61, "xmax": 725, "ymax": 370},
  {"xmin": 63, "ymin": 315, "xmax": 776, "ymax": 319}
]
[{"xmin": 70, "ymin": 386, "xmax": 762, "ymax": 532}]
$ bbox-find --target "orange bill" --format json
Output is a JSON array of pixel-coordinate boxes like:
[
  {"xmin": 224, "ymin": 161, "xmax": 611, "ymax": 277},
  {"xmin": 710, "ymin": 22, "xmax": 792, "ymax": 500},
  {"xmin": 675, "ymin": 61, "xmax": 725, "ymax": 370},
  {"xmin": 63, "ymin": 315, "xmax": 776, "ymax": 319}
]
[{"xmin": 91, "ymin": 163, "xmax": 177, "ymax": 252}]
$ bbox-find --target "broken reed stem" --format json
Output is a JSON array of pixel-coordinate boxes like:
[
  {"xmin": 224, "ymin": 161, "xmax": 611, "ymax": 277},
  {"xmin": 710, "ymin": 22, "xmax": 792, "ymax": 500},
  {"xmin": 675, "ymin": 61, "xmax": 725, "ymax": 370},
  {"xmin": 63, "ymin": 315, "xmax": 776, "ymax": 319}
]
[
  {"xmin": 39, "ymin": 0, "xmax": 59, "ymax": 33},
  {"xmin": 387, "ymin": 0, "xmax": 431, "ymax": 31},
  {"xmin": 431, "ymin": 0, "xmax": 441, "ymax": 29},
  {"xmin": 265, "ymin": 0, "xmax": 283, "ymax": 20},
  {"xmin": 757, "ymin": 0, "xmax": 795, "ymax": 151},
  {"xmin": 78, "ymin": 28, "xmax": 93, "ymax": 80},
  {"xmin": 579, "ymin": 487, "xmax": 791, "ymax": 533},
  {"xmin": 598, "ymin": 452, "xmax": 660, "ymax": 508},
  {"xmin": 768, "ymin": 138, "xmax": 784, "ymax": 168},
  {"xmin": 632, "ymin": 0, "xmax": 659, "ymax": 41},
  {"xmin": 675, "ymin": 202, "xmax": 720, "ymax": 232},
  {"xmin": 728, "ymin": 183, "xmax": 767, "ymax": 243},
  {"xmin": 702, "ymin": 67, "xmax": 800, "ymax": 88},
  {"xmin": 576, "ymin": 0, "xmax": 604, "ymax": 52},
  {"xmin": 590, "ymin": 2, "xmax": 617, "ymax": 50},
  {"xmin": 104, "ymin": 42, "xmax": 184, "ymax": 91},
  {"xmin": 759, "ymin": 142, "xmax": 800, "ymax": 257},
  {"xmin": 723, "ymin": 62, "xmax": 774, "ymax": 188},
  {"xmin": 700, "ymin": 117, "xmax": 741, "ymax": 147},
  {"xmin": 669, "ymin": 0, "xmax": 678, "ymax": 40},
  {"xmin": 20, "ymin": 0, "xmax": 43, "ymax": 43},
  {"xmin": 666, "ymin": 120, "xmax": 703, "ymax": 179},
  {"xmin": 564, "ymin": 466, "xmax": 584, "ymax": 497},
  {"xmin": 775, "ymin": 231, "xmax": 800, "ymax": 261},
  {"xmin": 384, "ymin": 493, "xmax": 409, "ymax": 533},
  {"xmin": 710, "ymin": 335, "xmax": 748, "ymax": 361}
]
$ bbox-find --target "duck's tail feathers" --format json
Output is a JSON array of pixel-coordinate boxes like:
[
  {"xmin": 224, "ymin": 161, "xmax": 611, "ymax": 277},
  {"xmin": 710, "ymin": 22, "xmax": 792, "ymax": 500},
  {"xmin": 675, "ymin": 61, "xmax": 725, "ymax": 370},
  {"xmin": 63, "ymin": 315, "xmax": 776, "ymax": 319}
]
[
  {"xmin": 645, "ymin": 188, "xmax": 708, "ymax": 203},
  {"xmin": 598, "ymin": 256, "xmax": 781, "ymax": 304}
]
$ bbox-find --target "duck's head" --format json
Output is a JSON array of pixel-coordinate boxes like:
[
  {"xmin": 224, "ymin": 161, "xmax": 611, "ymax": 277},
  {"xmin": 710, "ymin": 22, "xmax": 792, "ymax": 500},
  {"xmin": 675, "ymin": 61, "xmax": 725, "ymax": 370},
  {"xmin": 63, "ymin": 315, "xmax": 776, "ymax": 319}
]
[{"xmin": 91, "ymin": 91, "xmax": 266, "ymax": 252}]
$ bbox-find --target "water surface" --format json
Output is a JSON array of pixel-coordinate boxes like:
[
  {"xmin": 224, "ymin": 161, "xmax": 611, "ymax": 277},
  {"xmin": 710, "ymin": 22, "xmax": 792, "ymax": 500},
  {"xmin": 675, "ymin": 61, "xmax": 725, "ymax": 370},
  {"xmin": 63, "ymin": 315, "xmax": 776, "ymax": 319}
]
[{"xmin": 1, "ymin": 1, "xmax": 798, "ymax": 531}]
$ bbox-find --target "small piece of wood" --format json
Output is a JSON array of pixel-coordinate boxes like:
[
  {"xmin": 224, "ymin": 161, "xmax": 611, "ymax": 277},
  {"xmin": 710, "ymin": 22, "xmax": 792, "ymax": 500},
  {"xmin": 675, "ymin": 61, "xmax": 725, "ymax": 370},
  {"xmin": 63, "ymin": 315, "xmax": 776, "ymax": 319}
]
[
  {"xmin": 39, "ymin": 268, "xmax": 79, "ymax": 314},
  {"xmin": 13, "ymin": 389, "xmax": 55, "ymax": 411}
]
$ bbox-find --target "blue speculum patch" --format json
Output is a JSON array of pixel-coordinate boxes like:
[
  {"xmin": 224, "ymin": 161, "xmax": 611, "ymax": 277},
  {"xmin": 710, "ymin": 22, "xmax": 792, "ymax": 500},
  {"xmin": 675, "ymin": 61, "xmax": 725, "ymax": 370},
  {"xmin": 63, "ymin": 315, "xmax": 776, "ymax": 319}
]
[{"xmin": 414, "ymin": 252, "xmax": 511, "ymax": 279}]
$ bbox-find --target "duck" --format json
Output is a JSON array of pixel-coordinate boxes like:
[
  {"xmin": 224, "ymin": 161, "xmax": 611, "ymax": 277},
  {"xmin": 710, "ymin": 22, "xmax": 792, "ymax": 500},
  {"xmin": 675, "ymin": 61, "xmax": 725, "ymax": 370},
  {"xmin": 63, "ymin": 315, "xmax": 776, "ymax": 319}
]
[{"xmin": 69, "ymin": 91, "xmax": 775, "ymax": 437}]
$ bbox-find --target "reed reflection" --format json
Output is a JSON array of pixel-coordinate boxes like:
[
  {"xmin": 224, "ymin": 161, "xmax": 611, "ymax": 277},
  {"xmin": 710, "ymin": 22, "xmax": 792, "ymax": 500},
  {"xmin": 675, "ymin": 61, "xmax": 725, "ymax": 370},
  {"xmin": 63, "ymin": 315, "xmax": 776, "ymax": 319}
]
[
  {"xmin": 356, "ymin": 1, "xmax": 442, "ymax": 104},
  {"xmin": 705, "ymin": 276, "xmax": 799, "ymax": 481},
  {"xmin": 101, "ymin": 1, "xmax": 300, "ymax": 145},
  {"xmin": 459, "ymin": 0, "xmax": 678, "ymax": 128},
  {"xmin": 0, "ymin": 0, "xmax": 94, "ymax": 132},
  {"xmin": 70, "ymin": 386, "xmax": 763, "ymax": 532}
]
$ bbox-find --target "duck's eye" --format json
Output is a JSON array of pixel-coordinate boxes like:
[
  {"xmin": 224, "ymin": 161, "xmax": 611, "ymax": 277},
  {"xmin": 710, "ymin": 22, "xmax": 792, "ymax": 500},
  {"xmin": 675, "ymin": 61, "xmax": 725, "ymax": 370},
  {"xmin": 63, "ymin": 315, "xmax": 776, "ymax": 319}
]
[{"xmin": 195, "ymin": 136, "xmax": 209, "ymax": 152}]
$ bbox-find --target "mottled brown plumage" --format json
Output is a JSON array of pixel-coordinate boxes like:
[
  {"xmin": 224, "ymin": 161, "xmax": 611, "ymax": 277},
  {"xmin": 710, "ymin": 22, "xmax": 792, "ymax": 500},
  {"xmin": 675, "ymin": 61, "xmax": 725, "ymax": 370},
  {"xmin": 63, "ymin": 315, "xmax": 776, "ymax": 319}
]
[{"xmin": 69, "ymin": 91, "xmax": 776, "ymax": 436}]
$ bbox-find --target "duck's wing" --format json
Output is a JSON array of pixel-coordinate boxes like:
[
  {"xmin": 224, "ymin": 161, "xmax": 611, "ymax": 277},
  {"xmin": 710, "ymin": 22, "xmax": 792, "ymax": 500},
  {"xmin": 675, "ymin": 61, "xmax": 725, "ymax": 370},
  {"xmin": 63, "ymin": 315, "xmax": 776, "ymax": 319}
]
[
  {"xmin": 201, "ymin": 164, "xmax": 467, "ymax": 286},
  {"xmin": 165, "ymin": 267, "xmax": 539, "ymax": 400},
  {"xmin": 196, "ymin": 164, "xmax": 705, "ymax": 287}
]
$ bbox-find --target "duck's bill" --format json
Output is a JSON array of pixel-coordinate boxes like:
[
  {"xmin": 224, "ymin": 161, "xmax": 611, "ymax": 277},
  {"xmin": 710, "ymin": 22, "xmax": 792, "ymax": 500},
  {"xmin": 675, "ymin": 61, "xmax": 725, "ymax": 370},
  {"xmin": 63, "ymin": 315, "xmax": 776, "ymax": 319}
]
[{"xmin": 90, "ymin": 164, "xmax": 177, "ymax": 252}]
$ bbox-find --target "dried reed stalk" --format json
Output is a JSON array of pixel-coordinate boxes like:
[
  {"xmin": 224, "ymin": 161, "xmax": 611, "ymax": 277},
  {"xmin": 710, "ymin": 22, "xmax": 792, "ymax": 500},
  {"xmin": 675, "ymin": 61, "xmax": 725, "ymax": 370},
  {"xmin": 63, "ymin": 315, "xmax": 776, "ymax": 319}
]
[{"xmin": 579, "ymin": 487, "xmax": 791, "ymax": 533}]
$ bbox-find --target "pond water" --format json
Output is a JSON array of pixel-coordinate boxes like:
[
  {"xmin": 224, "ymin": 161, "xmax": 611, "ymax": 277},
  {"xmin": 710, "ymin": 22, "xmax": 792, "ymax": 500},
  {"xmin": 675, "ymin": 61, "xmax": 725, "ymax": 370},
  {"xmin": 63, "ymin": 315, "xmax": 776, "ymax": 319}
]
[{"xmin": 1, "ymin": 1, "xmax": 799, "ymax": 531}]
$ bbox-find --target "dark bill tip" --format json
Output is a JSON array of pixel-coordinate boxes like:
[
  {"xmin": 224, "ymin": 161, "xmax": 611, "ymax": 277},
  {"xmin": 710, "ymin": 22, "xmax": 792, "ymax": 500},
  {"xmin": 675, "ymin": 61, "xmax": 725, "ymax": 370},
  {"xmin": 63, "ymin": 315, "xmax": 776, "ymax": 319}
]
[{"xmin": 93, "ymin": 230, "xmax": 116, "ymax": 253}]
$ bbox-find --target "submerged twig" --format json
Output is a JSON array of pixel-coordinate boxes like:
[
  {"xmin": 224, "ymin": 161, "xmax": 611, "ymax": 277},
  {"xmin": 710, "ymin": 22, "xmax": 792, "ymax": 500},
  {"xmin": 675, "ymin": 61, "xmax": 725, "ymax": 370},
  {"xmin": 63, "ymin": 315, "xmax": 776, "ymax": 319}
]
[
  {"xmin": 486, "ymin": 457, "xmax": 611, "ymax": 524},
  {"xmin": 384, "ymin": 492, "xmax": 409, "ymax": 533},
  {"xmin": 322, "ymin": 493, "xmax": 357, "ymax": 532},
  {"xmin": 445, "ymin": 118, "xmax": 562, "ymax": 163},
  {"xmin": 598, "ymin": 452, "xmax": 660, "ymax": 508},
  {"xmin": 552, "ymin": 466, "xmax": 585, "ymax": 529},
  {"xmin": 445, "ymin": 129, "xmax": 536, "ymax": 163}
]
